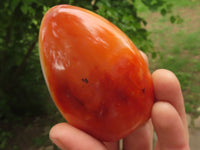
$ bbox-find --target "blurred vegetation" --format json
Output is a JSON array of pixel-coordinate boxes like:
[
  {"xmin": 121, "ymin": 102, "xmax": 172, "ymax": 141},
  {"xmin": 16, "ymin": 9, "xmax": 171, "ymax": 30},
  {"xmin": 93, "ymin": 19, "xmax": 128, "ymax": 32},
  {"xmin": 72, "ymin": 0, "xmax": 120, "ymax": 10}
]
[
  {"xmin": 0, "ymin": 0, "xmax": 174, "ymax": 121},
  {"xmin": 144, "ymin": 0, "xmax": 200, "ymax": 117},
  {"xmin": 1, "ymin": 0, "xmax": 199, "ymax": 149}
]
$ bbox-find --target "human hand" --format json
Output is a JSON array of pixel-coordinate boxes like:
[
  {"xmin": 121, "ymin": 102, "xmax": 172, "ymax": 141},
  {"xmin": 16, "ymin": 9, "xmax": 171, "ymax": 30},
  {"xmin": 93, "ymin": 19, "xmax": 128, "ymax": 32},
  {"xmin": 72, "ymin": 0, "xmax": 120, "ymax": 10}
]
[{"xmin": 49, "ymin": 52, "xmax": 190, "ymax": 150}]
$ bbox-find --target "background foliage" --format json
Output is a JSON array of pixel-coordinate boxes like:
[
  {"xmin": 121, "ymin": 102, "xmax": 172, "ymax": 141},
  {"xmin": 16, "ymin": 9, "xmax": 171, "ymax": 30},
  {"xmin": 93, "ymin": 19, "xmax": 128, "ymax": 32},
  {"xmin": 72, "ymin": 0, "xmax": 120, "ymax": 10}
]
[
  {"xmin": 0, "ymin": 0, "xmax": 173, "ymax": 119},
  {"xmin": 1, "ymin": 0, "xmax": 200, "ymax": 149}
]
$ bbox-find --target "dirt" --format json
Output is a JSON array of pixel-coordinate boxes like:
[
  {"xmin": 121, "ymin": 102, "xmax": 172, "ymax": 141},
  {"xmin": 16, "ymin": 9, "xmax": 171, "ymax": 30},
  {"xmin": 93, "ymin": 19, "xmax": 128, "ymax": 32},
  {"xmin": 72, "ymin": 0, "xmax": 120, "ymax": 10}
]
[{"xmin": 145, "ymin": 6, "xmax": 200, "ymax": 32}]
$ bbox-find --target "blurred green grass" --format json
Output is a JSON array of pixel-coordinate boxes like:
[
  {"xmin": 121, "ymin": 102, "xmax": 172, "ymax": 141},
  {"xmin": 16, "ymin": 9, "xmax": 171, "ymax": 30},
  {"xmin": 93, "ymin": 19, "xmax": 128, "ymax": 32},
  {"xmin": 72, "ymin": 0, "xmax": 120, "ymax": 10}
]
[{"xmin": 136, "ymin": 0, "xmax": 200, "ymax": 116}]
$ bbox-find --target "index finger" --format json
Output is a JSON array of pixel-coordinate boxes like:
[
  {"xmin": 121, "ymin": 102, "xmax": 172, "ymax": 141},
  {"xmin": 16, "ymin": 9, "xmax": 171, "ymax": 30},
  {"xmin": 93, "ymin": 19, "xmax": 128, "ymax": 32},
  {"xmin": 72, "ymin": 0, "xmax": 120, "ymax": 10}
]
[{"xmin": 139, "ymin": 50, "xmax": 149, "ymax": 67}]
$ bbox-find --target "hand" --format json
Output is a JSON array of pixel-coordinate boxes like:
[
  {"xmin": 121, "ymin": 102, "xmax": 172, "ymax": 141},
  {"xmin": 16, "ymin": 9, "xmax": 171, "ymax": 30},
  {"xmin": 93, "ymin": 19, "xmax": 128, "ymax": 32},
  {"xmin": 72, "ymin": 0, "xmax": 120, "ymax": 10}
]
[{"xmin": 49, "ymin": 52, "xmax": 190, "ymax": 150}]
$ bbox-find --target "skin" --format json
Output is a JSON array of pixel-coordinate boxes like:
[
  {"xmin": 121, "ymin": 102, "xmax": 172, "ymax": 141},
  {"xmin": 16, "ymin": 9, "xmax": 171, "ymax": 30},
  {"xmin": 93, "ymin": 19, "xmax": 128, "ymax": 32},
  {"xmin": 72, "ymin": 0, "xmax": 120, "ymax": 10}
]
[{"xmin": 49, "ymin": 52, "xmax": 190, "ymax": 150}]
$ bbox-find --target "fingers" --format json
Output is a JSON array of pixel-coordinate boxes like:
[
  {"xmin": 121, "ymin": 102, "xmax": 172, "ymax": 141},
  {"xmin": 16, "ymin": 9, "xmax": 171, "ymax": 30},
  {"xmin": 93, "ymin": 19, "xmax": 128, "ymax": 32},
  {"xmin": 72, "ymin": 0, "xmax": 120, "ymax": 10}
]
[
  {"xmin": 49, "ymin": 123, "xmax": 107, "ymax": 150},
  {"xmin": 152, "ymin": 69, "xmax": 190, "ymax": 149},
  {"xmin": 103, "ymin": 141, "xmax": 119, "ymax": 150},
  {"xmin": 152, "ymin": 102, "xmax": 190, "ymax": 150},
  {"xmin": 139, "ymin": 50, "xmax": 149, "ymax": 67},
  {"xmin": 152, "ymin": 69, "xmax": 188, "ymax": 133},
  {"xmin": 123, "ymin": 120, "xmax": 153, "ymax": 150}
]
